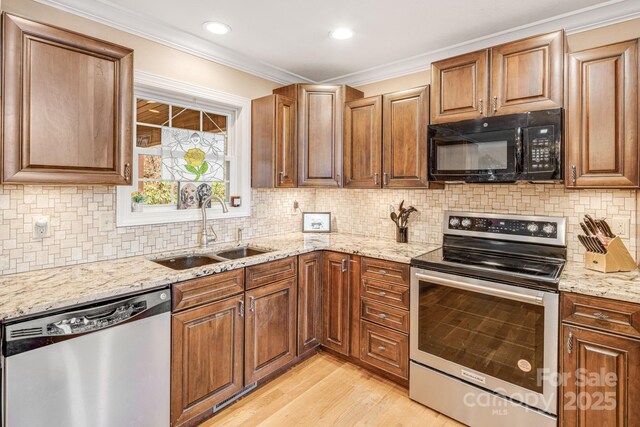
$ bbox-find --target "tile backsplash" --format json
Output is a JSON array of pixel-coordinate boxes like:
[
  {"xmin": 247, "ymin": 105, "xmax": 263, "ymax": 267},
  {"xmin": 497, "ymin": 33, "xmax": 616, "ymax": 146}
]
[
  {"xmin": 0, "ymin": 183, "xmax": 636, "ymax": 275},
  {"xmin": 316, "ymin": 183, "xmax": 637, "ymax": 264}
]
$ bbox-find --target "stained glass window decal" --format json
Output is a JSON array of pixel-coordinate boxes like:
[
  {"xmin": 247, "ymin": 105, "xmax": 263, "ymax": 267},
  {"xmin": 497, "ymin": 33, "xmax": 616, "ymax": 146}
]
[{"xmin": 161, "ymin": 127, "xmax": 225, "ymax": 182}]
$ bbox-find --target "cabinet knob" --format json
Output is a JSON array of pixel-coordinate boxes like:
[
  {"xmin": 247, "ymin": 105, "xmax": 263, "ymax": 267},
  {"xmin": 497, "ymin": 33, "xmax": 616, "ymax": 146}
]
[
  {"xmin": 377, "ymin": 345, "xmax": 386, "ymax": 351},
  {"xmin": 379, "ymin": 291, "xmax": 386, "ymax": 297},
  {"xmin": 378, "ymin": 270, "xmax": 386, "ymax": 275},
  {"xmin": 379, "ymin": 313, "xmax": 387, "ymax": 319},
  {"xmin": 478, "ymin": 99, "xmax": 483, "ymax": 115}
]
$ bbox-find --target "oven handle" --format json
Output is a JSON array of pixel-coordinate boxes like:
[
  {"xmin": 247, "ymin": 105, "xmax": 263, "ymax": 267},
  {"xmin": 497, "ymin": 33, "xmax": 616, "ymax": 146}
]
[{"xmin": 414, "ymin": 273, "xmax": 545, "ymax": 305}]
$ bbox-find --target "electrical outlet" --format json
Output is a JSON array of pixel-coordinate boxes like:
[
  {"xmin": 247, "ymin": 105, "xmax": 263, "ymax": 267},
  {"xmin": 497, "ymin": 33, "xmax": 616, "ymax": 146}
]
[
  {"xmin": 609, "ymin": 218, "xmax": 629, "ymax": 237},
  {"xmin": 292, "ymin": 200, "xmax": 300, "ymax": 215},
  {"xmin": 98, "ymin": 212, "xmax": 115, "ymax": 232},
  {"xmin": 33, "ymin": 216, "xmax": 50, "ymax": 239}
]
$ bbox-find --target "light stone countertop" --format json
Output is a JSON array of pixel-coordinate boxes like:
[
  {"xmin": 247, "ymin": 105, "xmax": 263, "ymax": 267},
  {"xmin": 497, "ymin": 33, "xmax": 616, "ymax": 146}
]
[
  {"xmin": 558, "ymin": 262, "xmax": 640, "ymax": 304},
  {"xmin": 2, "ymin": 232, "xmax": 639, "ymax": 322},
  {"xmin": 0, "ymin": 233, "xmax": 435, "ymax": 322}
]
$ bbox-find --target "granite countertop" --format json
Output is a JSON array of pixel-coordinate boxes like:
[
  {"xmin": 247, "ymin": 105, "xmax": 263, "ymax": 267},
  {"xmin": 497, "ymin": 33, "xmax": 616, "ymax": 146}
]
[
  {"xmin": 559, "ymin": 262, "xmax": 640, "ymax": 304},
  {"xmin": 0, "ymin": 233, "xmax": 435, "ymax": 322}
]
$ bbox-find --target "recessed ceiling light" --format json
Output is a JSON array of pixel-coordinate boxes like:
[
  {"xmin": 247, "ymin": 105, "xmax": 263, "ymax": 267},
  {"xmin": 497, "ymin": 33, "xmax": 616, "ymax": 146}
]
[
  {"xmin": 330, "ymin": 28, "xmax": 354, "ymax": 40},
  {"xmin": 203, "ymin": 21, "xmax": 231, "ymax": 35}
]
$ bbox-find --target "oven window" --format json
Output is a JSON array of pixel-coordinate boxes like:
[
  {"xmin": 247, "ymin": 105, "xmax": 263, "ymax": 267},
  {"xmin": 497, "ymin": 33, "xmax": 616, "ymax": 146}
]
[
  {"xmin": 417, "ymin": 281, "xmax": 544, "ymax": 393},
  {"xmin": 437, "ymin": 140, "xmax": 508, "ymax": 171}
]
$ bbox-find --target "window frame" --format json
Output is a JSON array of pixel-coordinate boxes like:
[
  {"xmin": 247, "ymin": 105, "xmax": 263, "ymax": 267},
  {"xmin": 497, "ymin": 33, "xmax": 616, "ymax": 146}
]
[{"xmin": 116, "ymin": 71, "xmax": 252, "ymax": 227}]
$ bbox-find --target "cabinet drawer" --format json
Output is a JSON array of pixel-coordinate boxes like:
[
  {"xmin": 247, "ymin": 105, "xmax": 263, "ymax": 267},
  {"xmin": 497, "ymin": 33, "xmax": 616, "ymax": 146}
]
[
  {"xmin": 561, "ymin": 293, "xmax": 640, "ymax": 339},
  {"xmin": 246, "ymin": 256, "xmax": 297, "ymax": 290},
  {"xmin": 361, "ymin": 298, "xmax": 409, "ymax": 333},
  {"xmin": 361, "ymin": 277, "xmax": 410, "ymax": 309},
  {"xmin": 360, "ymin": 320, "xmax": 408, "ymax": 379},
  {"xmin": 361, "ymin": 257, "xmax": 409, "ymax": 286},
  {"xmin": 172, "ymin": 269, "xmax": 244, "ymax": 312}
]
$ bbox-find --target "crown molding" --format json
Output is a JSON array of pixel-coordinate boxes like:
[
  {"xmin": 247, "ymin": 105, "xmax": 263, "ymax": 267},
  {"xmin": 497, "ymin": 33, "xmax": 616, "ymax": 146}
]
[
  {"xmin": 34, "ymin": 0, "xmax": 640, "ymax": 88},
  {"xmin": 33, "ymin": 0, "xmax": 312, "ymax": 85},
  {"xmin": 320, "ymin": 0, "xmax": 640, "ymax": 86}
]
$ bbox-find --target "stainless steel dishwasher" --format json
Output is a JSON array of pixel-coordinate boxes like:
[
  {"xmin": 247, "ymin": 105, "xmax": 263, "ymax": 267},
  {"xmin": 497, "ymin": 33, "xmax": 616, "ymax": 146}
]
[{"xmin": 2, "ymin": 288, "xmax": 171, "ymax": 427}]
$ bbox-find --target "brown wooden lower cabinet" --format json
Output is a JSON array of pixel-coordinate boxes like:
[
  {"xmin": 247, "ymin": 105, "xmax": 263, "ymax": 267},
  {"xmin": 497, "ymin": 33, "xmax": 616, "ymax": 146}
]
[
  {"xmin": 298, "ymin": 252, "xmax": 323, "ymax": 356},
  {"xmin": 360, "ymin": 320, "xmax": 409, "ymax": 380},
  {"xmin": 171, "ymin": 294, "xmax": 244, "ymax": 427},
  {"xmin": 561, "ymin": 325, "xmax": 640, "ymax": 426},
  {"xmin": 322, "ymin": 251, "xmax": 351, "ymax": 355},
  {"xmin": 245, "ymin": 277, "xmax": 297, "ymax": 384}
]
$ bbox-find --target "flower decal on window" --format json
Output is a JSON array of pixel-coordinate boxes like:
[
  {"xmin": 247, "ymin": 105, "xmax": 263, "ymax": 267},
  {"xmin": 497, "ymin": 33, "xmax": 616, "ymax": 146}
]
[{"xmin": 183, "ymin": 148, "xmax": 208, "ymax": 181}]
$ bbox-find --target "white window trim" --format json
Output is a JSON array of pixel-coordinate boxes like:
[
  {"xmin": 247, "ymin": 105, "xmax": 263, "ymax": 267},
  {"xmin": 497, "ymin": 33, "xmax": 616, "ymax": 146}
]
[{"xmin": 116, "ymin": 70, "xmax": 252, "ymax": 227}]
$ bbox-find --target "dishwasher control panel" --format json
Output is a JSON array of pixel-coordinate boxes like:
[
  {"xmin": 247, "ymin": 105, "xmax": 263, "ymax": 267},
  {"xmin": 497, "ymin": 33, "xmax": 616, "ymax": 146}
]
[{"xmin": 46, "ymin": 301, "xmax": 147, "ymax": 335}]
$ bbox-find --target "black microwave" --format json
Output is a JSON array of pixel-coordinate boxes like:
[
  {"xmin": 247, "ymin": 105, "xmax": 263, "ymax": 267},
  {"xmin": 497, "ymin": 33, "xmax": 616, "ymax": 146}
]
[{"xmin": 428, "ymin": 109, "xmax": 562, "ymax": 183}]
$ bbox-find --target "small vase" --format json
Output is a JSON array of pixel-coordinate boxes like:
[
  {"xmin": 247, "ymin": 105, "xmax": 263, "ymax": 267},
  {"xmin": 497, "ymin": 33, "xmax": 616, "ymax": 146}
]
[
  {"xmin": 131, "ymin": 202, "xmax": 144, "ymax": 212},
  {"xmin": 396, "ymin": 227, "xmax": 408, "ymax": 243}
]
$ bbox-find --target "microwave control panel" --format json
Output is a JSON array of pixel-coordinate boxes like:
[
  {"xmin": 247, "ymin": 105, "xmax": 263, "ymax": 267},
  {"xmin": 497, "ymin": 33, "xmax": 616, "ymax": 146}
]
[{"xmin": 526, "ymin": 125, "xmax": 556, "ymax": 173}]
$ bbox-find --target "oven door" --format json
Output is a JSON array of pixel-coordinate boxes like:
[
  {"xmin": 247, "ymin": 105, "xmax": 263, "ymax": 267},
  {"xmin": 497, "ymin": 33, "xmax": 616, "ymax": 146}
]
[
  {"xmin": 428, "ymin": 128, "xmax": 520, "ymax": 182},
  {"xmin": 410, "ymin": 268, "xmax": 558, "ymax": 415}
]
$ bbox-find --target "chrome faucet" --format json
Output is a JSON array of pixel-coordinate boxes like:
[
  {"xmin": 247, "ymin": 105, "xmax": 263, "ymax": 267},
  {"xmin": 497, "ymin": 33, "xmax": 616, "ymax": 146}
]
[{"xmin": 200, "ymin": 195, "xmax": 229, "ymax": 248}]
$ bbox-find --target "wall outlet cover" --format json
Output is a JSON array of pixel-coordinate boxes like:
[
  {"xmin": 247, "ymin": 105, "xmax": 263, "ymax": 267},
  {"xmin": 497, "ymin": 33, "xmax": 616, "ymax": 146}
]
[
  {"xmin": 33, "ymin": 216, "xmax": 50, "ymax": 239},
  {"xmin": 609, "ymin": 218, "xmax": 629, "ymax": 237},
  {"xmin": 98, "ymin": 212, "xmax": 115, "ymax": 232}
]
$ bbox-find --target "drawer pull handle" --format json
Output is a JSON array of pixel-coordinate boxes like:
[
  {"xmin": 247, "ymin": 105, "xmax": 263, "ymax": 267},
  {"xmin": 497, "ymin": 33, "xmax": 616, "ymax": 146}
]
[
  {"xmin": 593, "ymin": 312, "xmax": 610, "ymax": 321},
  {"xmin": 239, "ymin": 300, "xmax": 244, "ymax": 317},
  {"xmin": 567, "ymin": 330, "xmax": 573, "ymax": 354},
  {"xmin": 249, "ymin": 296, "xmax": 255, "ymax": 312},
  {"xmin": 378, "ymin": 270, "xmax": 386, "ymax": 275},
  {"xmin": 379, "ymin": 291, "xmax": 386, "ymax": 297},
  {"xmin": 379, "ymin": 313, "xmax": 387, "ymax": 319},
  {"xmin": 377, "ymin": 345, "xmax": 386, "ymax": 351}
]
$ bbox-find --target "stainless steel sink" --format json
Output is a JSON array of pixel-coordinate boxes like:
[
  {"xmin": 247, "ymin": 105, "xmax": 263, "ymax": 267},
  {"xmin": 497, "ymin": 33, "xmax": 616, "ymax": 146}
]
[
  {"xmin": 152, "ymin": 255, "xmax": 225, "ymax": 270},
  {"xmin": 215, "ymin": 246, "xmax": 271, "ymax": 260}
]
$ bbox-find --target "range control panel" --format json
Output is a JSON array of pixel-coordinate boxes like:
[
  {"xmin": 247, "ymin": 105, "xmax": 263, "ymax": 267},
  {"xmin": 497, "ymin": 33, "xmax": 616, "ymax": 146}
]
[{"xmin": 444, "ymin": 211, "xmax": 566, "ymax": 246}]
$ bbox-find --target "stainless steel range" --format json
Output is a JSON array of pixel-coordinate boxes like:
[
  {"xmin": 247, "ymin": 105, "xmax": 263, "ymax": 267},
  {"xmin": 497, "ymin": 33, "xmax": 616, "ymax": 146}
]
[{"xmin": 410, "ymin": 211, "xmax": 566, "ymax": 427}]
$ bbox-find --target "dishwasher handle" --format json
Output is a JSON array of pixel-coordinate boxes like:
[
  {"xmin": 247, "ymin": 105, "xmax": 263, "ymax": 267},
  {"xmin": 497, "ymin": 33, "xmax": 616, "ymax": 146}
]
[{"xmin": 4, "ymin": 288, "xmax": 171, "ymax": 356}]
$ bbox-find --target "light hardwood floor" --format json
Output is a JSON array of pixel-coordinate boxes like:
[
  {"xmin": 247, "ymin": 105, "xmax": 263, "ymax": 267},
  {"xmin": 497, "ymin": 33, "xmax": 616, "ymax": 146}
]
[{"xmin": 200, "ymin": 352, "xmax": 464, "ymax": 427}]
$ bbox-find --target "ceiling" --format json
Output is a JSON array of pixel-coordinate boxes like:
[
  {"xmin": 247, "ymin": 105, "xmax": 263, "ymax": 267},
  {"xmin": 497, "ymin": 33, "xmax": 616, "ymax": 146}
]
[{"xmin": 36, "ymin": 0, "xmax": 640, "ymax": 85}]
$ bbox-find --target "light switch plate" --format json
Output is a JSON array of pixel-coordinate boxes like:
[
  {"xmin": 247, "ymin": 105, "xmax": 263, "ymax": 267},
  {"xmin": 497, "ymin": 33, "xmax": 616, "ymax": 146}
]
[{"xmin": 98, "ymin": 212, "xmax": 115, "ymax": 232}]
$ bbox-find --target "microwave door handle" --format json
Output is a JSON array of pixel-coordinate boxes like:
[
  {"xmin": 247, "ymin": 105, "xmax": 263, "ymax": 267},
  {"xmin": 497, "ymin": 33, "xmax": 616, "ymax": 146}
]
[
  {"xmin": 414, "ymin": 273, "xmax": 545, "ymax": 305},
  {"xmin": 515, "ymin": 127, "xmax": 523, "ymax": 173}
]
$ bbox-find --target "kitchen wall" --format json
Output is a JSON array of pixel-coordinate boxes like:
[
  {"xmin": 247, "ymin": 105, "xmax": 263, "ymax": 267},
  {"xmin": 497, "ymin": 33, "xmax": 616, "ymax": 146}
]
[
  {"xmin": 0, "ymin": 186, "xmax": 315, "ymax": 274},
  {"xmin": 316, "ymin": 185, "xmax": 637, "ymax": 264}
]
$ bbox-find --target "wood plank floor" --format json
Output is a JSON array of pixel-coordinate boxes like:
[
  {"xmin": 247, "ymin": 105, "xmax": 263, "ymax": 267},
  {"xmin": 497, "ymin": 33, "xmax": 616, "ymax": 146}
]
[{"xmin": 200, "ymin": 352, "xmax": 464, "ymax": 427}]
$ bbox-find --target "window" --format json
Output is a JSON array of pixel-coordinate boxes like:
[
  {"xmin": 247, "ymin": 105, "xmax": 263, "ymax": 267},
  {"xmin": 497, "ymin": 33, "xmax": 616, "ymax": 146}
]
[{"xmin": 117, "ymin": 72, "xmax": 251, "ymax": 226}]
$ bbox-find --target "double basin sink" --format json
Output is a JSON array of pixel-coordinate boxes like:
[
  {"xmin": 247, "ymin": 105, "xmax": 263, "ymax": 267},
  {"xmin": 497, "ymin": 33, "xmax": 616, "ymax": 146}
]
[{"xmin": 153, "ymin": 246, "xmax": 271, "ymax": 271}]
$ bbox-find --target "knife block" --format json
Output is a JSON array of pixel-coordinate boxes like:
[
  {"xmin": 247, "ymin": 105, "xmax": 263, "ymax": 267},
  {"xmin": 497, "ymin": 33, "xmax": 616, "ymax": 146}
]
[{"xmin": 584, "ymin": 236, "xmax": 637, "ymax": 273}]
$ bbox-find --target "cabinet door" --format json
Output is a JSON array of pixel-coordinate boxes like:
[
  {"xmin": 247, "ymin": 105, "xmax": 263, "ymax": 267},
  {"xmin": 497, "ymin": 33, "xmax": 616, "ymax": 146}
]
[
  {"xmin": 297, "ymin": 85, "xmax": 343, "ymax": 187},
  {"xmin": 343, "ymin": 96, "xmax": 382, "ymax": 188},
  {"xmin": 431, "ymin": 50, "xmax": 489, "ymax": 123},
  {"xmin": 561, "ymin": 326, "xmax": 640, "ymax": 426},
  {"xmin": 322, "ymin": 252, "xmax": 350, "ymax": 355},
  {"xmin": 298, "ymin": 252, "xmax": 323, "ymax": 356},
  {"xmin": 491, "ymin": 30, "xmax": 563, "ymax": 115},
  {"xmin": 1, "ymin": 14, "xmax": 133, "ymax": 185},
  {"xmin": 275, "ymin": 95, "xmax": 297, "ymax": 187},
  {"xmin": 171, "ymin": 295, "xmax": 244, "ymax": 426},
  {"xmin": 566, "ymin": 40, "xmax": 639, "ymax": 188},
  {"xmin": 382, "ymin": 87, "xmax": 432, "ymax": 188},
  {"xmin": 245, "ymin": 278, "xmax": 297, "ymax": 384}
]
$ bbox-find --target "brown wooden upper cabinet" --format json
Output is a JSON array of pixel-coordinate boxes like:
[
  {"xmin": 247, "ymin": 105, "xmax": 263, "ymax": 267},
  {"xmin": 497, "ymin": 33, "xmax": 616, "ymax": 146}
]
[
  {"xmin": 566, "ymin": 39, "xmax": 639, "ymax": 188},
  {"xmin": 431, "ymin": 50, "xmax": 489, "ymax": 124},
  {"xmin": 1, "ymin": 13, "xmax": 133, "ymax": 185},
  {"xmin": 383, "ymin": 87, "xmax": 437, "ymax": 188},
  {"xmin": 431, "ymin": 30, "xmax": 563, "ymax": 123},
  {"xmin": 273, "ymin": 84, "xmax": 364, "ymax": 187},
  {"xmin": 343, "ymin": 96, "xmax": 382, "ymax": 188},
  {"xmin": 251, "ymin": 94, "xmax": 297, "ymax": 188}
]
